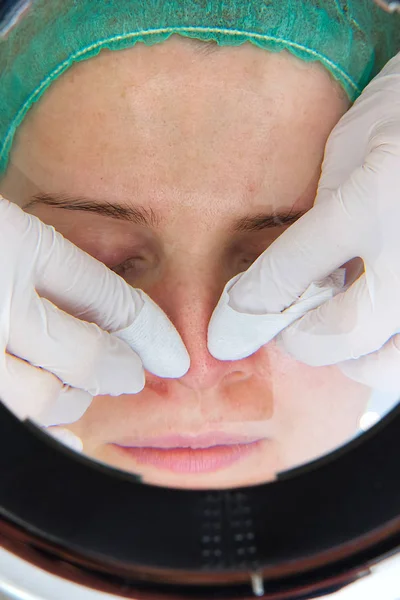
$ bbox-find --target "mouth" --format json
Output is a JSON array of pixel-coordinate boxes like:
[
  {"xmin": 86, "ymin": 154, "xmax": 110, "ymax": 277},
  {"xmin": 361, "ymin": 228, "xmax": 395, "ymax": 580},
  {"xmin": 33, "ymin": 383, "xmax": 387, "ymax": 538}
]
[{"xmin": 110, "ymin": 432, "xmax": 266, "ymax": 474}]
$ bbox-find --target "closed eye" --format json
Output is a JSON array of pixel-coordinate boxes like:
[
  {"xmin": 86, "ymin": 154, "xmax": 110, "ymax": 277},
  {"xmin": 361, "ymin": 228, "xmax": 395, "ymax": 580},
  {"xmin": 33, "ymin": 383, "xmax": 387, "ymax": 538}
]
[{"xmin": 111, "ymin": 257, "xmax": 147, "ymax": 276}]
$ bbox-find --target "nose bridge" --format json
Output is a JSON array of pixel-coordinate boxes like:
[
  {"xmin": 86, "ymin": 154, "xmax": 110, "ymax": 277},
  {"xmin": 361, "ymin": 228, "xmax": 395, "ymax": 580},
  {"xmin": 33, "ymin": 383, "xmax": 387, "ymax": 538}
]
[
  {"xmin": 154, "ymin": 260, "xmax": 242, "ymax": 390},
  {"xmin": 174, "ymin": 273, "xmax": 233, "ymax": 390}
]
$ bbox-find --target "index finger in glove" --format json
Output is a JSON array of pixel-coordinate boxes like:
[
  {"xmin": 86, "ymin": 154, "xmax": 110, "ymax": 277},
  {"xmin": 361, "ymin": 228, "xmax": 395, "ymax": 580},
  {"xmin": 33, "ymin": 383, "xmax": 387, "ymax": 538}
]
[
  {"xmin": 226, "ymin": 199, "xmax": 357, "ymax": 315},
  {"xmin": 226, "ymin": 149, "xmax": 392, "ymax": 318},
  {"xmin": 1, "ymin": 198, "xmax": 141, "ymax": 333},
  {"xmin": 2, "ymin": 198, "xmax": 190, "ymax": 379}
]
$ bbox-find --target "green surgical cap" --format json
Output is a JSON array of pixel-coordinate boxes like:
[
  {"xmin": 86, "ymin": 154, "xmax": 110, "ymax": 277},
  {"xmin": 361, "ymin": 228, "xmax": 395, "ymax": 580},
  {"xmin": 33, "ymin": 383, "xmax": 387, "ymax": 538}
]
[{"xmin": 1, "ymin": 0, "xmax": 400, "ymax": 177}]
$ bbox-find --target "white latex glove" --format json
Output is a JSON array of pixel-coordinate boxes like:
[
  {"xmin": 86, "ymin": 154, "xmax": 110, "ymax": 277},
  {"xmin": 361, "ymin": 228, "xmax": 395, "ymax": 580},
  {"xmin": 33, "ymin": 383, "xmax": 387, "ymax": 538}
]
[
  {"xmin": 208, "ymin": 52, "xmax": 400, "ymax": 393},
  {"xmin": 0, "ymin": 196, "xmax": 190, "ymax": 432}
]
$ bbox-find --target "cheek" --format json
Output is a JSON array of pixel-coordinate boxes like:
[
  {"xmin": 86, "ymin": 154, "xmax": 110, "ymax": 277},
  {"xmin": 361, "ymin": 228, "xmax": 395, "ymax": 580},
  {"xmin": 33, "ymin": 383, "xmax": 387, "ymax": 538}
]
[
  {"xmin": 258, "ymin": 342, "xmax": 370, "ymax": 466},
  {"xmin": 258, "ymin": 340, "xmax": 370, "ymax": 408}
]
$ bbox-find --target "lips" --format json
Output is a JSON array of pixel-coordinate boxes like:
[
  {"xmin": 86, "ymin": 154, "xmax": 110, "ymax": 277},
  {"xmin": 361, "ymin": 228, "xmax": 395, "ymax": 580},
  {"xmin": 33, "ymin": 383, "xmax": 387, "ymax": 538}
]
[{"xmin": 110, "ymin": 431, "xmax": 265, "ymax": 474}]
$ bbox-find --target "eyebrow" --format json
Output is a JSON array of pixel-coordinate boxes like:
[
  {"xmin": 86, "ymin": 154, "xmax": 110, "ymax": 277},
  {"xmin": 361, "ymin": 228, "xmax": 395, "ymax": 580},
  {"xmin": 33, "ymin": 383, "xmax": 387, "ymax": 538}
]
[{"xmin": 24, "ymin": 192, "xmax": 307, "ymax": 233}]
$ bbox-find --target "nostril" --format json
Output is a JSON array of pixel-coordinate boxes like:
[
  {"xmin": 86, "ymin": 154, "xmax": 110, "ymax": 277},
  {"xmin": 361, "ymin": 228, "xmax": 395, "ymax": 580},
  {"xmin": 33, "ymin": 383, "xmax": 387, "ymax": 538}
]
[
  {"xmin": 177, "ymin": 361, "xmax": 248, "ymax": 391},
  {"xmin": 225, "ymin": 370, "xmax": 249, "ymax": 384}
]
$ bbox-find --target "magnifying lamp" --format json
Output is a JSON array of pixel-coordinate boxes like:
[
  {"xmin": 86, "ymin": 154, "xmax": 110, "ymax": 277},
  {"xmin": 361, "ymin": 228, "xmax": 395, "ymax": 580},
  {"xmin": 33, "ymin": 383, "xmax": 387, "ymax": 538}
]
[
  {"xmin": 1, "ymin": 0, "xmax": 400, "ymax": 598},
  {"xmin": 1, "ymin": 401, "xmax": 399, "ymax": 599}
]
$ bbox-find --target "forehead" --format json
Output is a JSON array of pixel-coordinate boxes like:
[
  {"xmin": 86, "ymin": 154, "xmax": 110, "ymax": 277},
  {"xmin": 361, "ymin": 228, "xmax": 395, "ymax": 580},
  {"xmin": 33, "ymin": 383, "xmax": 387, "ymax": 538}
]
[{"xmin": 4, "ymin": 36, "xmax": 349, "ymax": 217}]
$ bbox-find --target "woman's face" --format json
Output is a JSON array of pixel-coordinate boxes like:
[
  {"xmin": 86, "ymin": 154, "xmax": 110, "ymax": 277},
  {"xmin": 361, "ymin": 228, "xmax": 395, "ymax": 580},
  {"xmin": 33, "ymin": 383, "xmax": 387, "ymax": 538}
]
[{"xmin": 0, "ymin": 35, "xmax": 370, "ymax": 489}]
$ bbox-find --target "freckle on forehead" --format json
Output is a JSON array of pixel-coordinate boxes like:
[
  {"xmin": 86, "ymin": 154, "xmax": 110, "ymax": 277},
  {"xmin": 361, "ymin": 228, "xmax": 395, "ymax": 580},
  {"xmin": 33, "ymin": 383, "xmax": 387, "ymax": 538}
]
[{"xmin": 247, "ymin": 182, "xmax": 259, "ymax": 195}]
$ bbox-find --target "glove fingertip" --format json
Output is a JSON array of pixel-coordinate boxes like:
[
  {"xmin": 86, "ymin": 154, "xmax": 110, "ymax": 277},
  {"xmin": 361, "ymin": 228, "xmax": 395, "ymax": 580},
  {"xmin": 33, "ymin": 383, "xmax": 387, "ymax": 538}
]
[{"xmin": 114, "ymin": 292, "xmax": 190, "ymax": 378}]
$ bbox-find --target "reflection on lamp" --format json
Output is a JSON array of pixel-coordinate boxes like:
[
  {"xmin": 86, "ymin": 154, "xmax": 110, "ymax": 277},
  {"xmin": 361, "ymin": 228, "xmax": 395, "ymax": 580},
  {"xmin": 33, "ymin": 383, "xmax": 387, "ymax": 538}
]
[
  {"xmin": 359, "ymin": 411, "xmax": 381, "ymax": 431},
  {"xmin": 358, "ymin": 389, "xmax": 400, "ymax": 432}
]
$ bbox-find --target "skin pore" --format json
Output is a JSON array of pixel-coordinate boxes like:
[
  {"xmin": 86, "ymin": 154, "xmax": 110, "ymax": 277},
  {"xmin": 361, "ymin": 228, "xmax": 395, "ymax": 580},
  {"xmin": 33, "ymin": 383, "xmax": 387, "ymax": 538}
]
[{"xmin": 0, "ymin": 35, "xmax": 370, "ymax": 489}]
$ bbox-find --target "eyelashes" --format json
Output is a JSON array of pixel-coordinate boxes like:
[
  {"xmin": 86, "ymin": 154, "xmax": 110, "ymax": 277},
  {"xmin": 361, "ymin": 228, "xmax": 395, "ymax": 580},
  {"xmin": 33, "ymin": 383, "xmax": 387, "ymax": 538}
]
[
  {"xmin": 111, "ymin": 257, "xmax": 146, "ymax": 277},
  {"xmin": 240, "ymin": 256, "xmax": 258, "ymax": 268},
  {"xmin": 112, "ymin": 253, "xmax": 259, "ymax": 278}
]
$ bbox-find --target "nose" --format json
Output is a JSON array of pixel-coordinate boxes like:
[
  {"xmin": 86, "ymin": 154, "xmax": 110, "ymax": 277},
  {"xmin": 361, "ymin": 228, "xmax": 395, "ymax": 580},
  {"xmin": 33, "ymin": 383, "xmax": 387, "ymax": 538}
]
[
  {"xmin": 150, "ymin": 272, "xmax": 250, "ymax": 391},
  {"xmin": 179, "ymin": 331, "xmax": 249, "ymax": 391}
]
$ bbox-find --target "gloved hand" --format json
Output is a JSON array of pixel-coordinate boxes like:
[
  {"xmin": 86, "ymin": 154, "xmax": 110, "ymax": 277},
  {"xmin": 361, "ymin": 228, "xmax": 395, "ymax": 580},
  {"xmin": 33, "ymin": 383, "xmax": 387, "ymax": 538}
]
[
  {"xmin": 0, "ymin": 196, "xmax": 190, "ymax": 435},
  {"xmin": 208, "ymin": 51, "xmax": 400, "ymax": 393}
]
